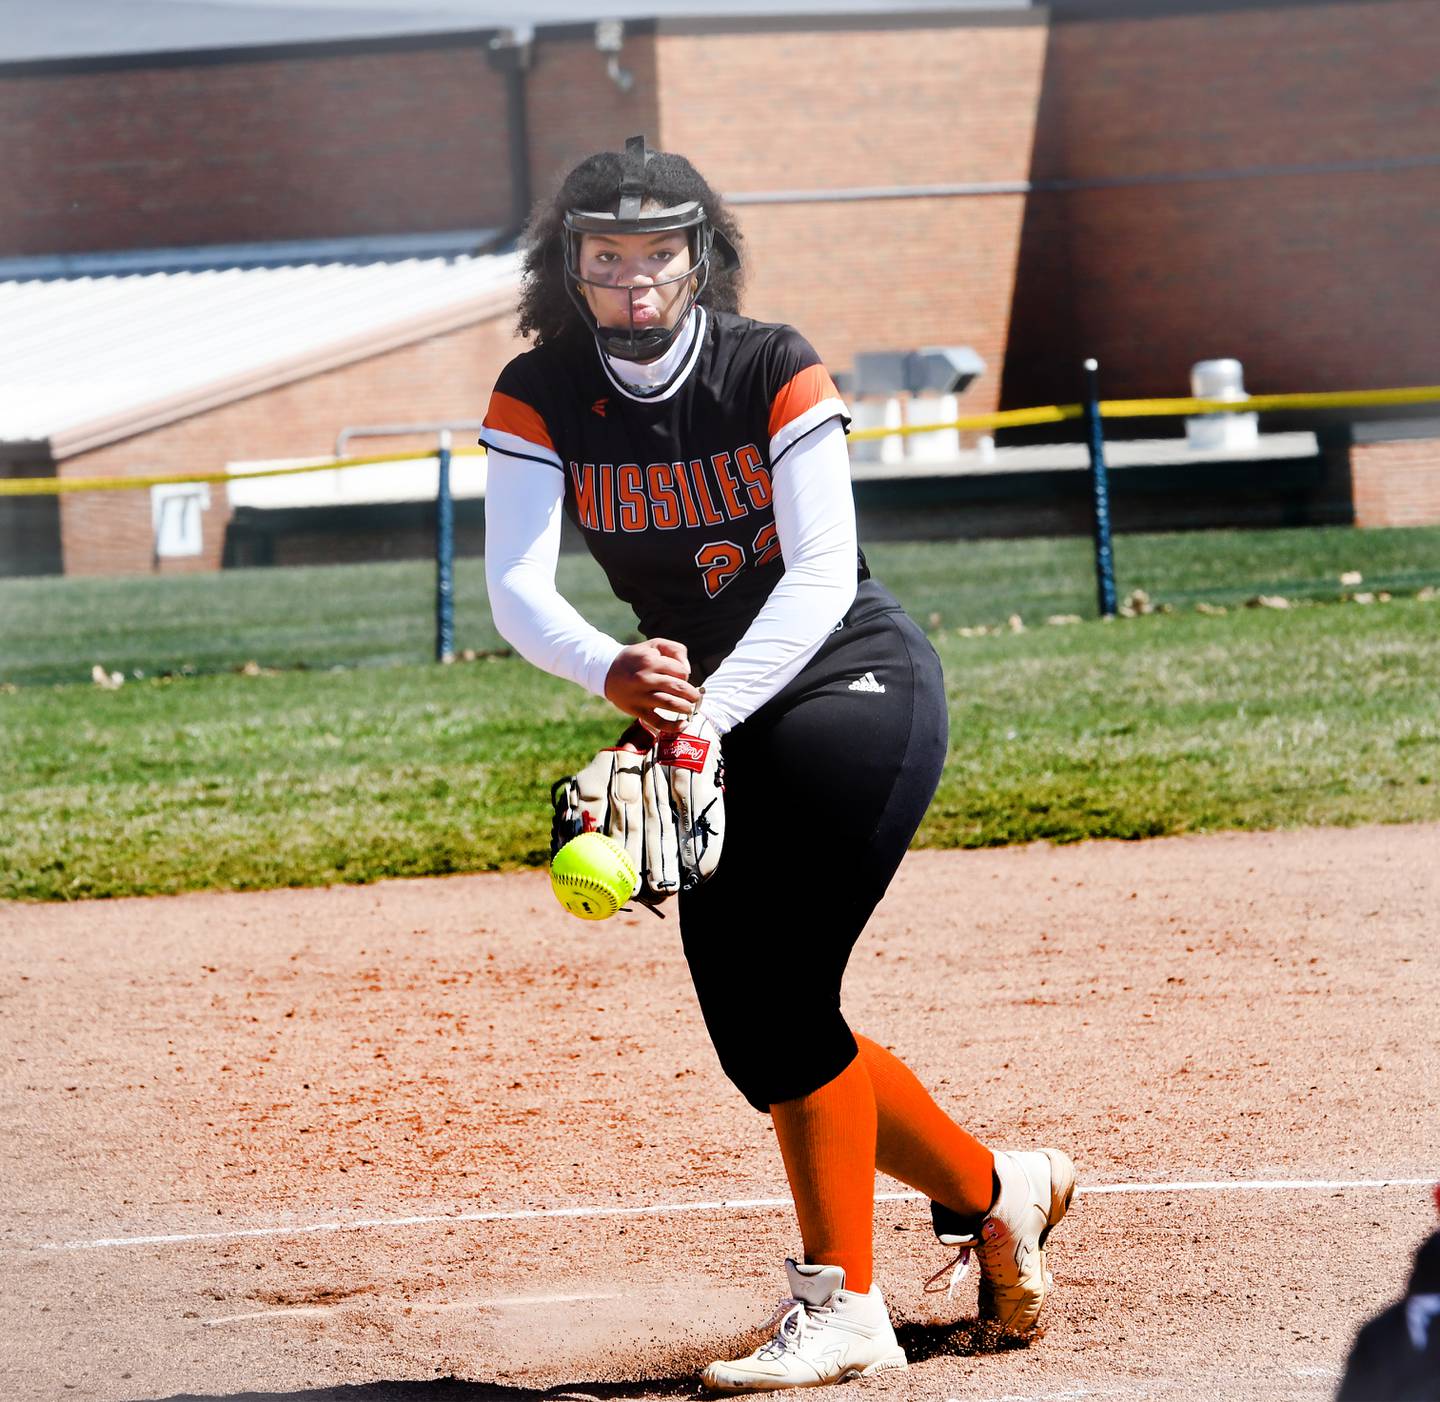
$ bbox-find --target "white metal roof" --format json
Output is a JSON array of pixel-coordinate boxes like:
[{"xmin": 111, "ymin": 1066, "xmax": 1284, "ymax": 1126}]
[
  {"xmin": 2, "ymin": 0, "xmax": 1032, "ymax": 63},
  {"xmin": 0, "ymin": 247, "xmax": 521, "ymax": 453}
]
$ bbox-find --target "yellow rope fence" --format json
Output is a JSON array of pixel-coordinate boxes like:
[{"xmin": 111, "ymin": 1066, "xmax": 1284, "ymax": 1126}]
[{"xmin": 3, "ymin": 385, "xmax": 1437, "ymax": 496}]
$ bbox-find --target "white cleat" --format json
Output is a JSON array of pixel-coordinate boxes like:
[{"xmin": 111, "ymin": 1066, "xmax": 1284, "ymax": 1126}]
[
  {"xmin": 701, "ymin": 1258, "xmax": 909, "ymax": 1393},
  {"xmin": 975, "ymin": 1148, "xmax": 1076, "ymax": 1334},
  {"xmin": 931, "ymin": 1147, "xmax": 1076, "ymax": 1335}
]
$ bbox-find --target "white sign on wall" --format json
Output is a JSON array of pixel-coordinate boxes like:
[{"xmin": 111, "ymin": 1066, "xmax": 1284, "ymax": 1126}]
[{"xmin": 151, "ymin": 483, "xmax": 211, "ymax": 558}]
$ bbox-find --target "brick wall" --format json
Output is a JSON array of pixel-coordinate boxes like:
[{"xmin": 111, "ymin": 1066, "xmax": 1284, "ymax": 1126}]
[
  {"xmin": 58, "ymin": 309, "xmax": 524, "ymax": 576},
  {"xmin": 1350, "ymin": 437, "xmax": 1440, "ymax": 528},
  {"xmin": 727, "ymin": 196, "xmax": 1028, "ymax": 413},
  {"xmin": 0, "ymin": 42, "xmax": 510, "ymax": 256},
  {"xmin": 524, "ymin": 31, "xmax": 661, "ymax": 208},
  {"xmin": 13, "ymin": 5, "xmax": 1436, "ymax": 404},
  {"xmin": 17, "ymin": 3, "xmax": 1440, "ymax": 578},
  {"xmin": 1003, "ymin": 0, "xmax": 1440, "ymax": 406},
  {"xmin": 654, "ymin": 17, "xmax": 1046, "ymax": 192},
  {"xmin": 653, "ymin": 15, "xmax": 1047, "ymax": 409}
]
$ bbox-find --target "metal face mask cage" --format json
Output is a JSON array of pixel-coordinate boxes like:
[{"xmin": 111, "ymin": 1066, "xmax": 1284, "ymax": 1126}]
[{"xmin": 562, "ymin": 135, "xmax": 736, "ymax": 363}]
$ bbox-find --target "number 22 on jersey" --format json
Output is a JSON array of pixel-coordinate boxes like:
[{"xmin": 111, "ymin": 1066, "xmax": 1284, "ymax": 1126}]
[{"xmin": 696, "ymin": 523, "xmax": 783, "ymax": 599}]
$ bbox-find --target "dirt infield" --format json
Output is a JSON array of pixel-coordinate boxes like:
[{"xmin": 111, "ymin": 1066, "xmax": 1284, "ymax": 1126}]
[{"xmin": 2, "ymin": 824, "xmax": 1436, "ymax": 1402}]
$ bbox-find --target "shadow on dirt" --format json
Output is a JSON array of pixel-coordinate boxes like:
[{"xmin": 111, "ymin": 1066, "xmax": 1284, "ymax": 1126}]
[
  {"xmin": 896, "ymin": 1315, "xmax": 1038, "ymax": 1362},
  {"xmin": 151, "ymin": 1321, "xmax": 1029, "ymax": 1401},
  {"xmin": 153, "ymin": 1380, "xmax": 704, "ymax": 1401}
]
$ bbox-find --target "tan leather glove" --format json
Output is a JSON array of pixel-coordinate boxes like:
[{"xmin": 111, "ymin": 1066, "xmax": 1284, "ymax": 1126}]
[
  {"xmin": 552, "ymin": 715, "xmax": 723, "ymax": 907},
  {"xmin": 648, "ymin": 713, "xmax": 725, "ymax": 891}
]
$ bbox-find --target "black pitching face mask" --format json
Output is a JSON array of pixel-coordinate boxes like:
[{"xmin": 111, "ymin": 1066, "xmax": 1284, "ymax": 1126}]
[{"xmin": 562, "ymin": 135, "xmax": 739, "ymax": 363}]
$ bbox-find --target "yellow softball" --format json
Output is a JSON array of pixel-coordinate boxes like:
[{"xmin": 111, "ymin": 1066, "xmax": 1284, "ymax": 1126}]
[{"xmin": 550, "ymin": 832, "xmax": 639, "ymax": 921}]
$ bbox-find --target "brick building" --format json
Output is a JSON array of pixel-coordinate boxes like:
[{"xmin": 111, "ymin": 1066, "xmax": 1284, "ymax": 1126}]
[{"xmin": 1, "ymin": 0, "xmax": 1437, "ymax": 576}]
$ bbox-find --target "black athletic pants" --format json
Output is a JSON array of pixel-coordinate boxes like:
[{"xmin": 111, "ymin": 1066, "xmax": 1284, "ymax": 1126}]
[{"xmin": 679, "ymin": 579, "xmax": 949, "ymax": 1111}]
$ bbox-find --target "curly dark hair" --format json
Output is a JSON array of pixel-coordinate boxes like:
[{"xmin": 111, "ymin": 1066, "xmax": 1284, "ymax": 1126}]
[{"xmin": 516, "ymin": 146, "xmax": 745, "ymax": 346}]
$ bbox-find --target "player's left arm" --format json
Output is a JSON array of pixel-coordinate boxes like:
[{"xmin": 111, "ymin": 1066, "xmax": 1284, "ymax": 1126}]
[
  {"xmin": 696, "ymin": 416, "xmax": 858, "ymax": 735},
  {"xmin": 644, "ymin": 420, "xmax": 854, "ymax": 890}
]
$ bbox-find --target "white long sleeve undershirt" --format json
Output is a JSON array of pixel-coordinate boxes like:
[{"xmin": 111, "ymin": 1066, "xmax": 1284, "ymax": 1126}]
[
  {"xmin": 483, "ymin": 328, "xmax": 858, "ymax": 735},
  {"xmin": 693, "ymin": 417, "xmax": 857, "ymax": 733}
]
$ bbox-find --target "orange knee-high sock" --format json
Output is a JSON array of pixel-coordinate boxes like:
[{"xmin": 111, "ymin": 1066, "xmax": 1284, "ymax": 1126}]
[
  {"xmin": 769, "ymin": 1053, "xmax": 877, "ymax": 1294},
  {"xmin": 854, "ymin": 1034, "xmax": 995, "ymax": 1220}
]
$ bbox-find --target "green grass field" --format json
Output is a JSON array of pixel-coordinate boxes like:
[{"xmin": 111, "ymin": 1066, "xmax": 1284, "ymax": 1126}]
[
  {"xmin": 4, "ymin": 524, "xmax": 1438, "ymax": 687},
  {"xmin": 2, "ymin": 526, "xmax": 1438, "ymax": 901}
]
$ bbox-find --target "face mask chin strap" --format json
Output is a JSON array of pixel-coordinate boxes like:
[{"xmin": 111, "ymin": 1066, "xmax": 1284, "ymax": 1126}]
[{"xmin": 588, "ymin": 251, "xmax": 709, "ymax": 363}]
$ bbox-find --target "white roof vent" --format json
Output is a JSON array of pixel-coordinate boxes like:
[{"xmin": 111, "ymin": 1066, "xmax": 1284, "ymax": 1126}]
[{"xmin": 1187, "ymin": 358, "xmax": 1259, "ymax": 454}]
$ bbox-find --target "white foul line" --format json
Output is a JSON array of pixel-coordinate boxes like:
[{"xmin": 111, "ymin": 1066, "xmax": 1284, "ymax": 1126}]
[
  {"xmin": 1081, "ymin": 1177, "xmax": 1433, "ymax": 1195},
  {"xmin": 201, "ymin": 1291, "xmax": 623, "ymax": 1327},
  {"xmin": 31, "ymin": 1177, "xmax": 1434, "ymax": 1254},
  {"xmin": 203, "ymin": 1306, "xmax": 331, "ymax": 1326}
]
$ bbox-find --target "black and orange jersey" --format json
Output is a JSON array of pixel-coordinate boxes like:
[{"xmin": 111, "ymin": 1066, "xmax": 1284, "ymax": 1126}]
[{"xmin": 480, "ymin": 309, "xmax": 865, "ymax": 667}]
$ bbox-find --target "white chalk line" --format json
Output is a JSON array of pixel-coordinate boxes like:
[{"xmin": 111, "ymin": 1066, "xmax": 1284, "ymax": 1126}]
[
  {"xmin": 203, "ymin": 1306, "xmax": 329, "ymax": 1326},
  {"xmin": 30, "ymin": 1176, "xmax": 1434, "ymax": 1254},
  {"xmin": 201, "ymin": 1291, "xmax": 623, "ymax": 1327}
]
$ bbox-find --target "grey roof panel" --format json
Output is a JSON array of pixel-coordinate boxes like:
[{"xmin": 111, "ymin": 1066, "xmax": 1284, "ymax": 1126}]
[
  {"xmin": 0, "ymin": 0, "xmax": 475, "ymax": 64},
  {"xmin": 3, "ymin": 0, "xmax": 1033, "ymax": 63}
]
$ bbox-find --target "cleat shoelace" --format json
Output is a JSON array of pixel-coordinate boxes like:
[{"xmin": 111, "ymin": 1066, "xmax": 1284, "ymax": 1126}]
[
  {"xmin": 922, "ymin": 1237, "xmax": 977, "ymax": 1298},
  {"xmin": 754, "ymin": 1296, "xmax": 824, "ymax": 1358}
]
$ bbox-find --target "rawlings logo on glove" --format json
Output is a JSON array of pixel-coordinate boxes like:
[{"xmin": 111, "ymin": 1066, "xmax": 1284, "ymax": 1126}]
[
  {"xmin": 656, "ymin": 734, "xmax": 711, "ymax": 772},
  {"xmin": 551, "ymin": 715, "xmax": 725, "ymax": 911}
]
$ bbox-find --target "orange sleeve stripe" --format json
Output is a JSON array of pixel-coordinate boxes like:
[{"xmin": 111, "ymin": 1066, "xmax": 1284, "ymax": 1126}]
[
  {"xmin": 768, "ymin": 364, "xmax": 839, "ymax": 439},
  {"xmin": 484, "ymin": 391, "xmax": 555, "ymax": 452}
]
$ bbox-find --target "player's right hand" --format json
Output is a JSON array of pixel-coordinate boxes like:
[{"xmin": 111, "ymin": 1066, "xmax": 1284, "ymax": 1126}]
[{"xmin": 604, "ymin": 639, "xmax": 701, "ymax": 734}]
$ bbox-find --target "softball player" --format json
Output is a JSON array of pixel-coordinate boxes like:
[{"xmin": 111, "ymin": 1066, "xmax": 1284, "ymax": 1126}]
[{"xmin": 481, "ymin": 136, "xmax": 1074, "ymax": 1392}]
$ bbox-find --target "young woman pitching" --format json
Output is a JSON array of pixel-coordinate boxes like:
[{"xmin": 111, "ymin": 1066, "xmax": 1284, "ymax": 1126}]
[{"xmin": 481, "ymin": 135, "xmax": 1074, "ymax": 1393}]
